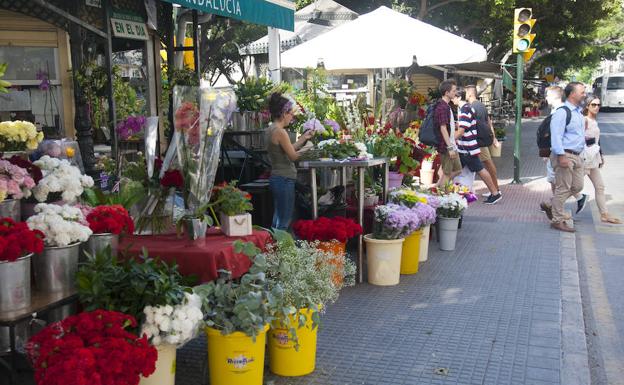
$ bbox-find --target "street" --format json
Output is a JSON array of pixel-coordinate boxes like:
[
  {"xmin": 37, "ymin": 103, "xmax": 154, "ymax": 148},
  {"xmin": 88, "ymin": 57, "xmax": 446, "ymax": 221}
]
[{"xmin": 574, "ymin": 110, "xmax": 624, "ymax": 385}]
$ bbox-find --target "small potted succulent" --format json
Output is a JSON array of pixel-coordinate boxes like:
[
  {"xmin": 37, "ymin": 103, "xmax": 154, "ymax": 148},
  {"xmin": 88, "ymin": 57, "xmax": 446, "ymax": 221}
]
[{"xmin": 211, "ymin": 181, "xmax": 253, "ymax": 237}]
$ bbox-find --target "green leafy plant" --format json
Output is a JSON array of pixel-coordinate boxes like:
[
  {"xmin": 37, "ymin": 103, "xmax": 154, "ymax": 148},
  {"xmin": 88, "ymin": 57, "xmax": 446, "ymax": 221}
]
[
  {"xmin": 195, "ymin": 241, "xmax": 283, "ymax": 339},
  {"xmin": 77, "ymin": 247, "xmax": 192, "ymax": 326},
  {"xmin": 82, "ymin": 182, "xmax": 146, "ymax": 211},
  {"xmin": 0, "ymin": 63, "xmax": 11, "ymax": 93},
  {"xmin": 494, "ymin": 126, "xmax": 507, "ymax": 140},
  {"xmin": 372, "ymin": 131, "xmax": 419, "ymax": 174},
  {"xmin": 234, "ymin": 77, "xmax": 273, "ymax": 112},
  {"xmin": 262, "ymin": 230, "xmax": 355, "ymax": 348},
  {"xmin": 113, "ymin": 66, "xmax": 145, "ymax": 121},
  {"xmin": 75, "ymin": 61, "xmax": 109, "ymax": 130},
  {"xmin": 210, "ymin": 181, "xmax": 253, "ymax": 216}
]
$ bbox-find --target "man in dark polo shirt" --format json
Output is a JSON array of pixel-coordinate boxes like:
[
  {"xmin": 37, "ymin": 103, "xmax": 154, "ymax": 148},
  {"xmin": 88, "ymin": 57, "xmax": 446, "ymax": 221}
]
[
  {"xmin": 466, "ymin": 85, "xmax": 501, "ymax": 197},
  {"xmin": 434, "ymin": 79, "xmax": 461, "ymax": 186}
]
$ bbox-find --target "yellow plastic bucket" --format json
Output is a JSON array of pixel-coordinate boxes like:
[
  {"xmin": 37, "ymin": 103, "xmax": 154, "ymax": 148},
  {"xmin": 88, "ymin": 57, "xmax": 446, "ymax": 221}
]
[
  {"xmin": 268, "ymin": 308, "xmax": 318, "ymax": 376},
  {"xmin": 400, "ymin": 229, "xmax": 422, "ymax": 274},
  {"xmin": 206, "ymin": 324, "xmax": 269, "ymax": 385}
]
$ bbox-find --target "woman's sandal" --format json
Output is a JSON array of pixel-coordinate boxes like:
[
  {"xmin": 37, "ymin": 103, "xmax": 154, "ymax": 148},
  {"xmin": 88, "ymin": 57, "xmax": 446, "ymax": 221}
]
[{"xmin": 601, "ymin": 214, "xmax": 622, "ymax": 224}]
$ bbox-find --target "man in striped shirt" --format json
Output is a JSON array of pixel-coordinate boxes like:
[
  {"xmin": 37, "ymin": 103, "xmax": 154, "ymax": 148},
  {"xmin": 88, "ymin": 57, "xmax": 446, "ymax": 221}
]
[{"xmin": 453, "ymin": 91, "xmax": 502, "ymax": 204}]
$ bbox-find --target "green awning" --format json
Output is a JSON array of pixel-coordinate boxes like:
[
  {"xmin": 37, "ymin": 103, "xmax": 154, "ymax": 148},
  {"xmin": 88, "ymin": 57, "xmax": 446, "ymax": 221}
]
[{"xmin": 164, "ymin": 0, "xmax": 295, "ymax": 31}]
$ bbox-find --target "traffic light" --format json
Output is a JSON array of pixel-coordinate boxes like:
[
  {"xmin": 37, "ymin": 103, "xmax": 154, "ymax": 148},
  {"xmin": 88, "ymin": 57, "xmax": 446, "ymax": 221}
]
[{"xmin": 513, "ymin": 8, "xmax": 536, "ymax": 61}]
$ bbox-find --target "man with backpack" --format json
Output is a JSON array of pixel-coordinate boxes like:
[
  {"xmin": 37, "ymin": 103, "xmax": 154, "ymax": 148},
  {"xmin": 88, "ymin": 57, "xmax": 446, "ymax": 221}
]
[
  {"xmin": 433, "ymin": 79, "xmax": 462, "ymax": 186},
  {"xmin": 548, "ymin": 82, "xmax": 586, "ymax": 233}
]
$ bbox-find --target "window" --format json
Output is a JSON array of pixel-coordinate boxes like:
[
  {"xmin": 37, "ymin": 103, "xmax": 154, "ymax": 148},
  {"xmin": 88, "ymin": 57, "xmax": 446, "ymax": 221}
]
[
  {"xmin": 0, "ymin": 46, "xmax": 58, "ymax": 81},
  {"xmin": 606, "ymin": 77, "xmax": 624, "ymax": 90}
]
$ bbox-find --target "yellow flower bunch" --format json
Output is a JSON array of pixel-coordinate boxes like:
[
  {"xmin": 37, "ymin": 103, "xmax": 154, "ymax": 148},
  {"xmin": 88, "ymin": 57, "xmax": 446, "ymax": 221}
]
[
  {"xmin": 404, "ymin": 120, "xmax": 421, "ymax": 141},
  {"xmin": 0, "ymin": 120, "xmax": 44, "ymax": 150}
]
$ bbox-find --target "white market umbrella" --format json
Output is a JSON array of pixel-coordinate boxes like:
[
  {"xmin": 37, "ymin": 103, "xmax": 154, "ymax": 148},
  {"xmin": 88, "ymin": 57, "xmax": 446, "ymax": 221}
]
[{"xmin": 281, "ymin": 6, "xmax": 487, "ymax": 69}]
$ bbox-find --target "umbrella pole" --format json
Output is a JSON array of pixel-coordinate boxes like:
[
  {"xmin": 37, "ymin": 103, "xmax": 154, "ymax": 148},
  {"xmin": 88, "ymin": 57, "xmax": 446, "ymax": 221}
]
[{"xmin": 381, "ymin": 68, "xmax": 387, "ymax": 121}]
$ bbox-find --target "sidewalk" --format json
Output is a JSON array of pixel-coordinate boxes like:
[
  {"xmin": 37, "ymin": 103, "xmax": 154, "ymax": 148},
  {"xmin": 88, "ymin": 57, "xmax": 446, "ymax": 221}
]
[{"xmin": 175, "ymin": 120, "xmax": 589, "ymax": 385}]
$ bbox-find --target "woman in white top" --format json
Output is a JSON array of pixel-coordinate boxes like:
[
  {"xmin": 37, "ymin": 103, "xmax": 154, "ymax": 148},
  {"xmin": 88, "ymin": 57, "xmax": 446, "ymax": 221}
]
[{"xmin": 583, "ymin": 96, "xmax": 621, "ymax": 224}]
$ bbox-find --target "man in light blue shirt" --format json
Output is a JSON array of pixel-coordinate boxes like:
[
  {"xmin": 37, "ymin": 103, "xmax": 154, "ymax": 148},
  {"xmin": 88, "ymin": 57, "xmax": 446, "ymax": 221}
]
[{"xmin": 549, "ymin": 82, "xmax": 586, "ymax": 232}]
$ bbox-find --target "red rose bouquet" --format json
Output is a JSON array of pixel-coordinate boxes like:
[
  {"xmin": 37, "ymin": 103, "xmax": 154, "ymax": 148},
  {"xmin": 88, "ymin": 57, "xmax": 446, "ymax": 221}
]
[
  {"xmin": 86, "ymin": 205, "xmax": 135, "ymax": 235},
  {"xmin": 0, "ymin": 217, "xmax": 44, "ymax": 262},
  {"xmin": 293, "ymin": 216, "xmax": 363, "ymax": 243},
  {"xmin": 26, "ymin": 310, "xmax": 157, "ymax": 385},
  {"xmin": 160, "ymin": 169, "xmax": 183, "ymax": 189}
]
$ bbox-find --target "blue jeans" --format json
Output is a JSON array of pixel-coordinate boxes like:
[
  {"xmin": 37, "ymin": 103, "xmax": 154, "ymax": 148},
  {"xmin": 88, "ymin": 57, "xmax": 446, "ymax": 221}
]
[{"xmin": 269, "ymin": 175, "xmax": 296, "ymax": 230}]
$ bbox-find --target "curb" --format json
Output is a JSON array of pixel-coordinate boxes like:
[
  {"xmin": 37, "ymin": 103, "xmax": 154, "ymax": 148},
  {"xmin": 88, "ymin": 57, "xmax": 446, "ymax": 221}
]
[{"xmin": 559, "ymin": 229, "xmax": 591, "ymax": 385}]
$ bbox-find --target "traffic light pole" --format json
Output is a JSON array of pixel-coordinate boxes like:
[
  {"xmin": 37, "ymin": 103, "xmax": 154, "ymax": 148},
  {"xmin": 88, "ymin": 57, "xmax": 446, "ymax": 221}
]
[{"xmin": 513, "ymin": 53, "xmax": 524, "ymax": 184}]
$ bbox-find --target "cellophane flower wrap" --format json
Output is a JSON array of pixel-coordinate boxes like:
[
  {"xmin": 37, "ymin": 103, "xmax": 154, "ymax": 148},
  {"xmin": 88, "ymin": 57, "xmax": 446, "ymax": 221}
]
[
  {"xmin": 32, "ymin": 156, "xmax": 94, "ymax": 203},
  {"xmin": 437, "ymin": 193, "xmax": 468, "ymax": 218},
  {"xmin": 0, "ymin": 159, "xmax": 35, "ymax": 202},
  {"xmin": 26, "ymin": 310, "xmax": 157, "ymax": 385},
  {"xmin": 141, "ymin": 292, "xmax": 203, "ymax": 347},
  {"xmin": 292, "ymin": 216, "xmax": 363, "ymax": 243},
  {"xmin": 172, "ymin": 86, "xmax": 236, "ymax": 214},
  {"xmin": 372, "ymin": 203, "xmax": 422, "ymax": 240},
  {"xmin": 86, "ymin": 205, "xmax": 135, "ymax": 235},
  {"xmin": 0, "ymin": 120, "xmax": 44, "ymax": 151},
  {"xmin": 0, "ymin": 217, "xmax": 44, "ymax": 262},
  {"xmin": 27, "ymin": 203, "xmax": 92, "ymax": 247}
]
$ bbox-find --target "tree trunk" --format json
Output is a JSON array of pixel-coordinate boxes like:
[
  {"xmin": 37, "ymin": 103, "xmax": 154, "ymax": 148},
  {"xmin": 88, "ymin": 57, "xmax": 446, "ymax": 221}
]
[{"xmin": 68, "ymin": 23, "xmax": 97, "ymax": 178}]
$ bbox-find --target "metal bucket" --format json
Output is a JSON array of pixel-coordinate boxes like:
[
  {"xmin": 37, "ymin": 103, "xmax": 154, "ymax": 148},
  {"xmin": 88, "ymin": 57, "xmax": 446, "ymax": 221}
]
[
  {"xmin": 0, "ymin": 199, "xmax": 20, "ymax": 222},
  {"xmin": 33, "ymin": 243, "xmax": 80, "ymax": 293},
  {"xmin": 81, "ymin": 233, "xmax": 118, "ymax": 261},
  {"xmin": 0, "ymin": 254, "xmax": 32, "ymax": 312},
  {"xmin": 0, "ymin": 318, "xmax": 45, "ymax": 354}
]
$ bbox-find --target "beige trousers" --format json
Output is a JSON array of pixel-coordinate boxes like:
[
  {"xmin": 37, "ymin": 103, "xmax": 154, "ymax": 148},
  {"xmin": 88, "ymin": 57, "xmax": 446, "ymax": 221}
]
[
  {"xmin": 551, "ymin": 153, "xmax": 584, "ymax": 223},
  {"xmin": 587, "ymin": 167, "xmax": 607, "ymax": 214}
]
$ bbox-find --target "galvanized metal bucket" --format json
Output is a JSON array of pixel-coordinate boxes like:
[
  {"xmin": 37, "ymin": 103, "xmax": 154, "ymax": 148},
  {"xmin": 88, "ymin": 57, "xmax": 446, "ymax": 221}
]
[
  {"xmin": 0, "ymin": 199, "xmax": 21, "ymax": 222},
  {"xmin": 81, "ymin": 233, "xmax": 119, "ymax": 261},
  {"xmin": 33, "ymin": 243, "xmax": 80, "ymax": 293},
  {"xmin": 0, "ymin": 254, "xmax": 32, "ymax": 312}
]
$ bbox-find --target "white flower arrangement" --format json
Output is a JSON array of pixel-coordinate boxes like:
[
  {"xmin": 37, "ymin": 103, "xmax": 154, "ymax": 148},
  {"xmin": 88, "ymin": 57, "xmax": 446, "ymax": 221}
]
[
  {"xmin": 354, "ymin": 142, "xmax": 373, "ymax": 159},
  {"xmin": 437, "ymin": 193, "xmax": 468, "ymax": 218},
  {"xmin": 32, "ymin": 156, "xmax": 94, "ymax": 203},
  {"xmin": 27, "ymin": 203, "xmax": 92, "ymax": 247},
  {"xmin": 141, "ymin": 292, "xmax": 204, "ymax": 347},
  {"xmin": 317, "ymin": 139, "xmax": 339, "ymax": 149}
]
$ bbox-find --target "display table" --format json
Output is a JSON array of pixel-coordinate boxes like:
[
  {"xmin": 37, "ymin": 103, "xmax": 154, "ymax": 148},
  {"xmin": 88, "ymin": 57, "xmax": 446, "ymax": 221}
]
[
  {"xmin": 119, "ymin": 228, "xmax": 272, "ymax": 282},
  {"xmin": 298, "ymin": 158, "xmax": 389, "ymax": 283},
  {"xmin": 0, "ymin": 290, "xmax": 78, "ymax": 385}
]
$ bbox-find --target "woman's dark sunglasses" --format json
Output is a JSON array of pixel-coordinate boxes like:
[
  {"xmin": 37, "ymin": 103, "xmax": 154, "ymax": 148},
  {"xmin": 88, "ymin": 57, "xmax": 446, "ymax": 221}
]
[{"xmin": 590, "ymin": 103, "xmax": 601, "ymax": 107}]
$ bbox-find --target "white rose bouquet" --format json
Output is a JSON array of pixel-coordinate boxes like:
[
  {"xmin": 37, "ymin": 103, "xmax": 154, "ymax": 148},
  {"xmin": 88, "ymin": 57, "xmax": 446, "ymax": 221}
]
[
  {"xmin": 437, "ymin": 193, "xmax": 468, "ymax": 218},
  {"xmin": 141, "ymin": 292, "xmax": 204, "ymax": 347},
  {"xmin": 27, "ymin": 203, "xmax": 92, "ymax": 247},
  {"xmin": 32, "ymin": 156, "xmax": 94, "ymax": 203}
]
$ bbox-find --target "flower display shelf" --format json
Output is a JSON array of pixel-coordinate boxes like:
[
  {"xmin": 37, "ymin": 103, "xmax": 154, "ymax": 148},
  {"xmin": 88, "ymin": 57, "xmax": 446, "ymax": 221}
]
[
  {"xmin": 0, "ymin": 290, "xmax": 78, "ymax": 385},
  {"xmin": 297, "ymin": 158, "xmax": 389, "ymax": 283}
]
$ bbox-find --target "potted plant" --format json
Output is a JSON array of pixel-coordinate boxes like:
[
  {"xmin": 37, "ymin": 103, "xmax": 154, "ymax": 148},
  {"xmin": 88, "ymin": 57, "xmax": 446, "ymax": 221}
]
[
  {"xmin": 262, "ymin": 230, "xmax": 355, "ymax": 377},
  {"xmin": 77, "ymin": 248, "xmax": 196, "ymax": 385},
  {"xmin": 491, "ymin": 126, "xmax": 506, "ymax": 157},
  {"xmin": 0, "ymin": 218, "xmax": 44, "ymax": 313},
  {"xmin": 211, "ymin": 181, "xmax": 253, "ymax": 237},
  {"xmin": 0, "ymin": 120, "xmax": 44, "ymax": 155},
  {"xmin": 140, "ymin": 292, "xmax": 204, "ymax": 385},
  {"xmin": 292, "ymin": 216, "xmax": 362, "ymax": 286},
  {"xmin": 26, "ymin": 203, "xmax": 92, "ymax": 293},
  {"xmin": 195, "ymin": 241, "xmax": 282, "ymax": 385},
  {"xmin": 365, "ymin": 203, "xmax": 421, "ymax": 285},
  {"xmin": 371, "ymin": 128, "xmax": 419, "ymax": 188},
  {"xmin": 0, "ymin": 158, "xmax": 36, "ymax": 221},
  {"xmin": 32, "ymin": 156, "xmax": 94, "ymax": 203},
  {"xmin": 233, "ymin": 77, "xmax": 273, "ymax": 130},
  {"xmin": 436, "ymin": 193, "xmax": 468, "ymax": 251},
  {"xmin": 418, "ymin": 144, "xmax": 438, "ymax": 186},
  {"xmin": 26, "ymin": 310, "xmax": 158, "ymax": 385},
  {"xmin": 83, "ymin": 204, "xmax": 134, "ymax": 258}
]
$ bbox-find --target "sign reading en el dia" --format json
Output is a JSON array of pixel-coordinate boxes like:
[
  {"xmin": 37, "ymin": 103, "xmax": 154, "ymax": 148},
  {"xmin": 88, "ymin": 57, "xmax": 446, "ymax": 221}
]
[{"xmin": 111, "ymin": 18, "xmax": 148, "ymax": 40}]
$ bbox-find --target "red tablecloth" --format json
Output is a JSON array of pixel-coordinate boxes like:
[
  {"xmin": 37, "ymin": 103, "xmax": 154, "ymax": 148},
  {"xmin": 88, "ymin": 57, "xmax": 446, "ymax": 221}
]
[{"xmin": 119, "ymin": 229, "xmax": 272, "ymax": 283}]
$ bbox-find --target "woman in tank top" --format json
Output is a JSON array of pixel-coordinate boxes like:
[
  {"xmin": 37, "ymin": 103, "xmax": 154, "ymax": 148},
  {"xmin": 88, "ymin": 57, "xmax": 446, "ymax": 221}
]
[
  {"xmin": 582, "ymin": 96, "xmax": 621, "ymax": 224},
  {"xmin": 266, "ymin": 93, "xmax": 313, "ymax": 230}
]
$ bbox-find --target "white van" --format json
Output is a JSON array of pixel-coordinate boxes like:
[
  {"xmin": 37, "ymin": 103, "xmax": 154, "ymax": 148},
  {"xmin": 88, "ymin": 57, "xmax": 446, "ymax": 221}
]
[{"xmin": 593, "ymin": 73, "xmax": 624, "ymax": 108}]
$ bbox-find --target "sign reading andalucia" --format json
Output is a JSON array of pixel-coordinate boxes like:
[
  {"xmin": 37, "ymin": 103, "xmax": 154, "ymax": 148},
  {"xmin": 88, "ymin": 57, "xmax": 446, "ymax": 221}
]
[{"xmin": 164, "ymin": 0, "xmax": 295, "ymax": 31}]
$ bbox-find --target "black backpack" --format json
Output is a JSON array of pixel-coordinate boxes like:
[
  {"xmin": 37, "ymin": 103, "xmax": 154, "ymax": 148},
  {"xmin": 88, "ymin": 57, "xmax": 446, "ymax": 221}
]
[
  {"xmin": 537, "ymin": 106, "xmax": 571, "ymax": 157},
  {"xmin": 418, "ymin": 102, "xmax": 439, "ymax": 146}
]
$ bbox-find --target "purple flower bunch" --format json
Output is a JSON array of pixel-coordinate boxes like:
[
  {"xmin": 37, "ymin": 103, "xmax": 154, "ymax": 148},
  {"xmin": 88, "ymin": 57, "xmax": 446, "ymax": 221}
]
[
  {"xmin": 323, "ymin": 119, "xmax": 341, "ymax": 133},
  {"xmin": 373, "ymin": 203, "xmax": 422, "ymax": 240},
  {"xmin": 116, "ymin": 115, "xmax": 146, "ymax": 140},
  {"xmin": 303, "ymin": 118, "xmax": 325, "ymax": 133},
  {"xmin": 412, "ymin": 202, "xmax": 436, "ymax": 226},
  {"xmin": 36, "ymin": 69, "xmax": 50, "ymax": 91}
]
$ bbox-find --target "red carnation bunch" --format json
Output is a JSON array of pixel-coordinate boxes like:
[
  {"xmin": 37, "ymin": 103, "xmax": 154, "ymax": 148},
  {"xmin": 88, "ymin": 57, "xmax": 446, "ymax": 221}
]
[
  {"xmin": 293, "ymin": 216, "xmax": 363, "ymax": 243},
  {"xmin": 26, "ymin": 310, "xmax": 157, "ymax": 385},
  {"xmin": 86, "ymin": 205, "xmax": 135, "ymax": 235},
  {"xmin": 0, "ymin": 217, "xmax": 44, "ymax": 262},
  {"xmin": 160, "ymin": 169, "xmax": 183, "ymax": 188}
]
